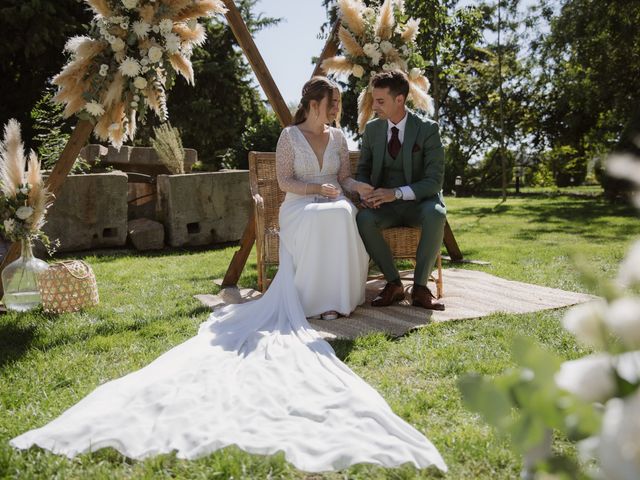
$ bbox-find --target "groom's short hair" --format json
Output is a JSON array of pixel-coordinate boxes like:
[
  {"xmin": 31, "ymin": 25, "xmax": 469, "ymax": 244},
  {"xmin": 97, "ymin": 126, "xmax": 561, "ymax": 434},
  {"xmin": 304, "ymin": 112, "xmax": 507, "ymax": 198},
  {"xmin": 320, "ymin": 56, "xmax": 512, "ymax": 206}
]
[{"xmin": 371, "ymin": 70, "xmax": 409, "ymax": 101}]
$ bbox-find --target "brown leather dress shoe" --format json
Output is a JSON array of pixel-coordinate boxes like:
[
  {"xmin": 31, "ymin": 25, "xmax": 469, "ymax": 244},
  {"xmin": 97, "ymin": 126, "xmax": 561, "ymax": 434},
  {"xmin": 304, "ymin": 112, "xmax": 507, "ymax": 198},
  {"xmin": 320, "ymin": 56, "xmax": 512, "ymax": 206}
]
[
  {"xmin": 411, "ymin": 284, "xmax": 445, "ymax": 311},
  {"xmin": 371, "ymin": 282, "xmax": 405, "ymax": 307}
]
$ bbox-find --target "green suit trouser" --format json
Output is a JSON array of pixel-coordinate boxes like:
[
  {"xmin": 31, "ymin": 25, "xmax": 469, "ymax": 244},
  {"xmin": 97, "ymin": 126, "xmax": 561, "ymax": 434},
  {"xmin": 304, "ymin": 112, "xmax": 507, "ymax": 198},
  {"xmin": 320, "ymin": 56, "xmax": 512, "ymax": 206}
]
[{"xmin": 356, "ymin": 197, "xmax": 446, "ymax": 286}]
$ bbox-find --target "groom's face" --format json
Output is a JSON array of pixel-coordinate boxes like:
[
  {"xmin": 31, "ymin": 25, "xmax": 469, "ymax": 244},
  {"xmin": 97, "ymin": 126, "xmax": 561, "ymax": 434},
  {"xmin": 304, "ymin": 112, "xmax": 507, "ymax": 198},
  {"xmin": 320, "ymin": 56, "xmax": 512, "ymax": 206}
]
[{"xmin": 372, "ymin": 87, "xmax": 405, "ymax": 121}]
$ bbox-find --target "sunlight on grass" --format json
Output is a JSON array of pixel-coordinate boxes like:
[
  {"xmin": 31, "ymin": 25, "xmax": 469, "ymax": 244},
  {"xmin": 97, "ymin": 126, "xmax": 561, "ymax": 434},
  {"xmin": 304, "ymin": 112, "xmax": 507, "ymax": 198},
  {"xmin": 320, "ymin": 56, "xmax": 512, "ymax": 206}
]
[{"xmin": 1, "ymin": 192, "xmax": 638, "ymax": 479}]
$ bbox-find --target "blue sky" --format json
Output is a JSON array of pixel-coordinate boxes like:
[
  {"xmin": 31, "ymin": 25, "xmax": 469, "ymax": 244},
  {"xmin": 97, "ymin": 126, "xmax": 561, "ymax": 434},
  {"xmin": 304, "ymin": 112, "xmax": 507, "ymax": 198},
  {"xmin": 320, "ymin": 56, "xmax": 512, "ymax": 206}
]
[{"xmin": 249, "ymin": 0, "xmax": 330, "ymax": 107}]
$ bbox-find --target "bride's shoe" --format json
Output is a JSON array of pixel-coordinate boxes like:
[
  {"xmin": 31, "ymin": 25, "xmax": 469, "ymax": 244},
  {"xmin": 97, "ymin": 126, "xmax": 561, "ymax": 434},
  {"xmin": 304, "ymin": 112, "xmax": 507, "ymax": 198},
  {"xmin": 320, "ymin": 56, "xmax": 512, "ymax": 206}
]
[{"xmin": 320, "ymin": 310, "xmax": 339, "ymax": 320}]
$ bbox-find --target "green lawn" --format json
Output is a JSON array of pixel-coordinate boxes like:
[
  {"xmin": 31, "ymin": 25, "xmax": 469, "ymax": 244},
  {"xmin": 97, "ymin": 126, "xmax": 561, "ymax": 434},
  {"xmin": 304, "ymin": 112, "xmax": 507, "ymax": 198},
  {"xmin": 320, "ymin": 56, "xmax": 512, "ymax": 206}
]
[{"xmin": 1, "ymin": 189, "xmax": 638, "ymax": 479}]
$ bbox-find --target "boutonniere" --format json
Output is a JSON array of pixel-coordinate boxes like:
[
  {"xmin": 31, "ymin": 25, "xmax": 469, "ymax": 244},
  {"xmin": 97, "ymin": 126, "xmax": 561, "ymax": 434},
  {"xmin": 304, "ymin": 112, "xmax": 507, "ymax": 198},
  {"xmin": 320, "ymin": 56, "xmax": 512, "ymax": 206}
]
[{"xmin": 412, "ymin": 143, "xmax": 421, "ymax": 153}]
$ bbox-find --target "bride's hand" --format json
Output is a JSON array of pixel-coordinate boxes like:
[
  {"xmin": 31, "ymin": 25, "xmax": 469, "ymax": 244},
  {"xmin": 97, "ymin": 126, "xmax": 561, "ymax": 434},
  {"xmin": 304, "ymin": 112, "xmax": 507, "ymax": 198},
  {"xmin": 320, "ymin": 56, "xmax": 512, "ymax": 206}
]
[
  {"xmin": 355, "ymin": 182, "xmax": 374, "ymax": 198},
  {"xmin": 320, "ymin": 183, "xmax": 340, "ymax": 198}
]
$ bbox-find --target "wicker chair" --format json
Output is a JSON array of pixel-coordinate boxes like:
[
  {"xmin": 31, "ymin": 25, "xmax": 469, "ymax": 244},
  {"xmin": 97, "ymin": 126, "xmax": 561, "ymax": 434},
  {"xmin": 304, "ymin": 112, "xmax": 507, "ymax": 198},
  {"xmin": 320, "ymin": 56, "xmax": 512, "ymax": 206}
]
[{"xmin": 248, "ymin": 151, "xmax": 443, "ymax": 298}]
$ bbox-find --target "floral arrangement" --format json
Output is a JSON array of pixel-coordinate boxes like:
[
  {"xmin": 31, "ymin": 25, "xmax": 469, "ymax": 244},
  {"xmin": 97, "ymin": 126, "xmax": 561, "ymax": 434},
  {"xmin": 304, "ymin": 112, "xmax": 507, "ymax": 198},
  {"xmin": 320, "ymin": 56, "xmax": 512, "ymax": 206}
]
[
  {"xmin": 459, "ymin": 149, "xmax": 640, "ymax": 479},
  {"xmin": 0, "ymin": 120, "xmax": 53, "ymax": 247},
  {"xmin": 321, "ymin": 0, "xmax": 433, "ymax": 132},
  {"xmin": 53, "ymin": 0, "xmax": 227, "ymax": 148}
]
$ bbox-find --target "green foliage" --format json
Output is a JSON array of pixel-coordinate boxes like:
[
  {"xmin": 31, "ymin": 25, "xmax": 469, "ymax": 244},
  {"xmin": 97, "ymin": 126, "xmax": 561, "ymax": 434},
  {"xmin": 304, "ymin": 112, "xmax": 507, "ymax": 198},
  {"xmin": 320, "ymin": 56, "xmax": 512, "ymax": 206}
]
[
  {"xmin": 459, "ymin": 336, "xmax": 602, "ymax": 474},
  {"xmin": 0, "ymin": 1, "xmax": 92, "ymax": 148},
  {"xmin": 30, "ymin": 88, "xmax": 70, "ymax": 171},
  {"xmin": 532, "ymin": 0, "xmax": 640, "ymax": 189},
  {"xmin": 236, "ymin": 111, "xmax": 282, "ymax": 169}
]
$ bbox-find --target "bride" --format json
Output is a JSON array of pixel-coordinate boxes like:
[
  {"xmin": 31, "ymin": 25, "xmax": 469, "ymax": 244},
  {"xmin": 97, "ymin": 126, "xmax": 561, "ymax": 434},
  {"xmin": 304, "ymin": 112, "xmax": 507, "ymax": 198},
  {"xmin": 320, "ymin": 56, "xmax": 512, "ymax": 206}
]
[{"xmin": 10, "ymin": 77, "xmax": 447, "ymax": 474}]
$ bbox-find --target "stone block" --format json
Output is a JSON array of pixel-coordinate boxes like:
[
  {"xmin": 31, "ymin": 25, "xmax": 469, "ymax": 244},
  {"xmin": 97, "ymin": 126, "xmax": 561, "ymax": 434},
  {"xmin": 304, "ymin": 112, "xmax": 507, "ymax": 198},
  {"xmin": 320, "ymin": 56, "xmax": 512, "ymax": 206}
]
[
  {"xmin": 80, "ymin": 144, "xmax": 197, "ymax": 176},
  {"xmin": 128, "ymin": 218, "xmax": 165, "ymax": 250},
  {"xmin": 43, "ymin": 172, "xmax": 128, "ymax": 252},
  {"xmin": 157, "ymin": 171, "xmax": 251, "ymax": 247}
]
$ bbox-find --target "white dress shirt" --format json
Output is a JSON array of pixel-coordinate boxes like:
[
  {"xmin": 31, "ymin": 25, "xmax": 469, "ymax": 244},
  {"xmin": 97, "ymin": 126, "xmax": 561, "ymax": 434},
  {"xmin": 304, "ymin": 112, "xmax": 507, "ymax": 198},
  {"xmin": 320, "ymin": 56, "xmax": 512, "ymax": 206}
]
[{"xmin": 386, "ymin": 112, "xmax": 416, "ymax": 200}]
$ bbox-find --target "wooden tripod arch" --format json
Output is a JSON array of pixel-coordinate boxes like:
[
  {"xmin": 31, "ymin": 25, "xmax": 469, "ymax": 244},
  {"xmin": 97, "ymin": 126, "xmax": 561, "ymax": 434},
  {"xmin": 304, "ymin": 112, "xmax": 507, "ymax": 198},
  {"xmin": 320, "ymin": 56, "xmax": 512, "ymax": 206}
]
[{"xmin": 0, "ymin": 0, "xmax": 462, "ymax": 295}]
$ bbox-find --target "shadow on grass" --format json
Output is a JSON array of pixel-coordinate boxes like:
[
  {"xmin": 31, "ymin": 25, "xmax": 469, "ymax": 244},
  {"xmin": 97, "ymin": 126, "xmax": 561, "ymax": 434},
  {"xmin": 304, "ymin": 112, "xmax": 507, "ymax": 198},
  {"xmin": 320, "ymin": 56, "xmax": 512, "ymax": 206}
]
[
  {"xmin": 49, "ymin": 241, "xmax": 243, "ymax": 264},
  {"xmin": 0, "ymin": 322, "xmax": 36, "ymax": 368},
  {"xmin": 327, "ymin": 337, "xmax": 356, "ymax": 362},
  {"xmin": 453, "ymin": 196, "xmax": 639, "ymax": 238}
]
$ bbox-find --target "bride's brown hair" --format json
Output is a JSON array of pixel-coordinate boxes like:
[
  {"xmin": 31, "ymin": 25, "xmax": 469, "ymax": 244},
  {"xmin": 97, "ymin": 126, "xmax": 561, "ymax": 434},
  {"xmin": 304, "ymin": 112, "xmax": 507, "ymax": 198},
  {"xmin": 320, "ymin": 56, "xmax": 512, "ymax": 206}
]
[{"xmin": 292, "ymin": 76, "xmax": 342, "ymax": 126}]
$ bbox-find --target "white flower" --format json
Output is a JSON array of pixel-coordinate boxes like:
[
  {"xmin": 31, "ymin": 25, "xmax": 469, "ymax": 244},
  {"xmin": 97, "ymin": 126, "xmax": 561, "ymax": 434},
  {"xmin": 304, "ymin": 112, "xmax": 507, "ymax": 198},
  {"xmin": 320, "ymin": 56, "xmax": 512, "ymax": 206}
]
[
  {"xmin": 19, "ymin": 187, "xmax": 29, "ymax": 195},
  {"xmin": 369, "ymin": 53, "xmax": 382, "ymax": 66},
  {"xmin": 120, "ymin": 21, "xmax": 129, "ymax": 30},
  {"xmin": 111, "ymin": 38, "xmax": 126, "ymax": 52},
  {"xmin": 607, "ymin": 153, "xmax": 640, "ymax": 187},
  {"xmin": 141, "ymin": 66, "xmax": 150, "ymax": 73},
  {"xmin": 148, "ymin": 46, "xmax": 163, "ymax": 63},
  {"xmin": 133, "ymin": 20, "xmax": 150, "ymax": 39},
  {"xmin": 152, "ymin": 25, "xmax": 160, "ymax": 33},
  {"xmin": 15, "ymin": 206, "xmax": 34, "ymax": 220},
  {"xmin": 159, "ymin": 19, "xmax": 173, "ymax": 34},
  {"xmin": 363, "ymin": 43, "xmax": 379, "ymax": 57},
  {"xmin": 409, "ymin": 67, "xmax": 423, "ymax": 80},
  {"xmin": 131, "ymin": 101, "xmax": 138, "ymax": 108},
  {"xmin": 374, "ymin": 36, "xmax": 381, "ymax": 43},
  {"xmin": 164, "ymin": 32, "xmax": 181, "ymax": 53},
  {"xmin": 605, "ymin": 297, "xmax": 640, "ymax": 349},
  {"xmin": 140, "ymin": 57, "xmax": 149, "ymax": 66},
  {"xmin": 99, "ymin": 64, "xmax": 109, "ymax": 77},
  {"xmin": 4, "ymin": 219, "xmax": 15, "ymax": 233},
  {"xmin": 382, "ymin": 63, "xmax": 392, "ymax": 71},
  {"xmin": 133, "ymin": 76, "xmax": 148, "ymax": 89},
  {"xmin": 84, "ymin": 101, "xmax": 105, "ymax": 117},
  {"xmin": 352, "ymin": 64, "xmax": 365, "ymax": 78},
  {"xmin": 555, "ymin": 353, "xmax": 617, "ymax": 403},
  {"xmin": 187, "ymin": 18, "xmax": 198, "ymax": 30},
  {"xmin": 119, "ymin": 57, "xmax": 141, "ymax": 77},
  {"xmin": 562, "ymin": 300, "xmax": 608, "ymax": 348},
  {"xmin": 380, "ymin": 40, "xmax": 393, "ymax": 54},
  {"xmin": 133, "ymin": 94, "xmax": 140, "ymax": 101},
  {"xmin": 598, "ymin": 391, "xmax": 640, "ymax": 480},
  {"xmin": 363, "ymin": 7, "xmax": 376, "ymax": 19},
  {"xmin": 618, "ymin": 240, "xmax": 640, "ymax": 288},
  {"xmin": 122, "ymin": 0, "xmax": 138, "ymax": 9}
]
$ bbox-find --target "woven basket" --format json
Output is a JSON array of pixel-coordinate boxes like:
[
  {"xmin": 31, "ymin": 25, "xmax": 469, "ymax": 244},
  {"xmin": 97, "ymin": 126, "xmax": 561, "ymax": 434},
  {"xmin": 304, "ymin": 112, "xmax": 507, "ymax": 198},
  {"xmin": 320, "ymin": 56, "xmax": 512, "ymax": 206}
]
[{"xmin": 38, "ymin": 260, "xmax": 99, "ymax": 313}]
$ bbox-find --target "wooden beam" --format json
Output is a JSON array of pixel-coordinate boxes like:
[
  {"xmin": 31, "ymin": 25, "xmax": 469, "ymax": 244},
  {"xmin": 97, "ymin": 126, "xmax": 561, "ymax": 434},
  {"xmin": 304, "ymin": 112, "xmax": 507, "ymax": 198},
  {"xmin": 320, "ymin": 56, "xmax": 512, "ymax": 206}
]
[
  {"xmin": 311, "ymin": 20, "xmax": 341, "ymax": 77},
  {"xmin": 443, "ymin": 220, "xmax": 463, "ymax": 261},
  {"xmin": 0, "ymin": 119, "xmax": 94, "ymax": 296},
  {"xmin": 222, "ymin": 0, "xmax": 291, "ymax": 126},
  {"xmin": 221, "ymin": 209, "xmax": 256, "ymax": 287}
]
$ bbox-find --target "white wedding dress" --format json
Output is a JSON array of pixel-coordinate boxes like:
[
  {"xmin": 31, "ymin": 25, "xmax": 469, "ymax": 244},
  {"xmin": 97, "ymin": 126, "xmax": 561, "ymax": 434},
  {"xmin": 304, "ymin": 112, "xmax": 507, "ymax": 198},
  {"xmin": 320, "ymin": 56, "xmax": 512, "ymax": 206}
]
[{"xmin": 10, "ymin": 126, "xmax": 447, "ymax": 473}]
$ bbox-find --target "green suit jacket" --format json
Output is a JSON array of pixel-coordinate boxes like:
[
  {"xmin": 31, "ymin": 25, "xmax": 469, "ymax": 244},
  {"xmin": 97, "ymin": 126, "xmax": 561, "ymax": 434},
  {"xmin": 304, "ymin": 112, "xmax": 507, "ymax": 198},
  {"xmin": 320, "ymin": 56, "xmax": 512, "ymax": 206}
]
[{"xmin": 355, "ymin": 111, "xmax": 445, "ymax": 202}]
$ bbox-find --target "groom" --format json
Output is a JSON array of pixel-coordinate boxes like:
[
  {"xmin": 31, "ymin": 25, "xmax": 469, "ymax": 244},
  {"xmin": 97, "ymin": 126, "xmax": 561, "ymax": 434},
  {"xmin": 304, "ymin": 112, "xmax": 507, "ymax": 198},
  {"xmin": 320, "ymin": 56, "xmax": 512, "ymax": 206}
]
[{"xmin": 356, "ymin": 70, "xmax": 446, "ymax": 311}]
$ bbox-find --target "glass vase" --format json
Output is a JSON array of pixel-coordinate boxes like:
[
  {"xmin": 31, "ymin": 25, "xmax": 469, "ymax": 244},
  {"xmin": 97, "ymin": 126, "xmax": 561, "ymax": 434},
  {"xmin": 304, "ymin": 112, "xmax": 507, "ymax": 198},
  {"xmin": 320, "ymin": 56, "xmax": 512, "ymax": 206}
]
[{"xmin": 2, "ymin": 238, "xmax": 49, "ymax": 312}]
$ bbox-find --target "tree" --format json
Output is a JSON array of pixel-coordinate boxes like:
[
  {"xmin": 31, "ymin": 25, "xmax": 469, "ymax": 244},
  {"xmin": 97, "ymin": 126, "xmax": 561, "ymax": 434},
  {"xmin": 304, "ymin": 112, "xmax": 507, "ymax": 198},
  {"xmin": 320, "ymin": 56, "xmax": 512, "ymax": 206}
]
[
  {"xmin": 0, "ymin": 0, "xmax": 92, "ymax": 149},
  {"xmin": 532, "ymin": 0, "xmax": 640, "ymax": 187}
]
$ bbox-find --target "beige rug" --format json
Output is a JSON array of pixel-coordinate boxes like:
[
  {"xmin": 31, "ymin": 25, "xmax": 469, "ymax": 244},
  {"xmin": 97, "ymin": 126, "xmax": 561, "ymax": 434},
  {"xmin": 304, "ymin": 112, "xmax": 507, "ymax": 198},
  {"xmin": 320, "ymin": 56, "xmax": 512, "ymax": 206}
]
[{"xmin": 195, "ymin": 268, "xmax": 595, "ymax": 340}]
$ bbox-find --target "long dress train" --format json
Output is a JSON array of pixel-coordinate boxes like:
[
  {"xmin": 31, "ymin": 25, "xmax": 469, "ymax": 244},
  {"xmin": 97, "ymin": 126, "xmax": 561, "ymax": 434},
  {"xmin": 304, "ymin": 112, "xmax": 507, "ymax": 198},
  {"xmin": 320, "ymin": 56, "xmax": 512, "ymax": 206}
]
[{"xmin": 10, "ymin": 127, "xmax": 447, "ymax": 473}]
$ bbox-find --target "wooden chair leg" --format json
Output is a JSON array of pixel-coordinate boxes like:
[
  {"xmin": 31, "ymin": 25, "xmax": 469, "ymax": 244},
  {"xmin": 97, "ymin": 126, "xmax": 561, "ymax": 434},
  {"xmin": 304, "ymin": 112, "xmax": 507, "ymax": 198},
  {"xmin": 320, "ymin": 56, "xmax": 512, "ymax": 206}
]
[
  {"xmin": 257, "ymin": 256, "xmax": 264, "ymax": 292},
  {"xmin": 436, "ymin": 252, "xmax": 443, "ymax": 299}
]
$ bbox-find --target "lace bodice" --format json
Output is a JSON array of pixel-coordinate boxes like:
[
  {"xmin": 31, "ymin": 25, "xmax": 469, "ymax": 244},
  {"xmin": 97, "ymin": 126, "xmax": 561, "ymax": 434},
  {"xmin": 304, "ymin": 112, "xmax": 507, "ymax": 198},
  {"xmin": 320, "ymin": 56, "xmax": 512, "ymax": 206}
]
[{"xmin": 276, "ymin": 126, "xmax": 358, "ymax": 197}]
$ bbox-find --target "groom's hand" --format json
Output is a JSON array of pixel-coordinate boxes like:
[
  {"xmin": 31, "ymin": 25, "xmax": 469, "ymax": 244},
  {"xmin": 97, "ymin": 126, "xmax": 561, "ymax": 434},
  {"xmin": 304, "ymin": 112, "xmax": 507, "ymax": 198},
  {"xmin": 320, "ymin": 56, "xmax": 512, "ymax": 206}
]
[{"xmin": 364, "ymin": 188, "xmax": 395, "ymax": 208}]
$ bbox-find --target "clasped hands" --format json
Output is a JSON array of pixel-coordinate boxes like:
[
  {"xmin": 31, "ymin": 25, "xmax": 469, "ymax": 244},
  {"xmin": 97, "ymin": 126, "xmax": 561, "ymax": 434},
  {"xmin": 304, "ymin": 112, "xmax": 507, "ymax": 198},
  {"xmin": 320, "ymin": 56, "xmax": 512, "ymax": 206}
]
[
  {"xmin": 313, "ymin": 182, "xmax": 395, "ymax": 208},
  {"xmin": 355, "ymin": 183, "xmax": 395, "ymax": 208}
]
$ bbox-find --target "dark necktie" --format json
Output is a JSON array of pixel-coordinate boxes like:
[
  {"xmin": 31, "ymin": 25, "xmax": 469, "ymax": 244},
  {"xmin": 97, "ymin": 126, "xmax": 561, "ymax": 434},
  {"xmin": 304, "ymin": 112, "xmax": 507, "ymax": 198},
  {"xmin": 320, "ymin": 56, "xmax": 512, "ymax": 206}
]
[{"xmin": 388, "ymin": 126, "xmax": 401, "ymax": 159}]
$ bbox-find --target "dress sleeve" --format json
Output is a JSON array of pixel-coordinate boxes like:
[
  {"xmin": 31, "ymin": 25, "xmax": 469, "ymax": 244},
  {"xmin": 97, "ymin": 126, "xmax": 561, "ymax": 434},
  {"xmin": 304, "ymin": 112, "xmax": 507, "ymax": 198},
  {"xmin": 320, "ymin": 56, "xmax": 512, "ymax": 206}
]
[
  {"xmin": 337, "ymin": 130, "xmax": 358, "ymax": 193},
  {"xmin": 276, "ymin": 128, "xmax": 311, "ymax": 195}
]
